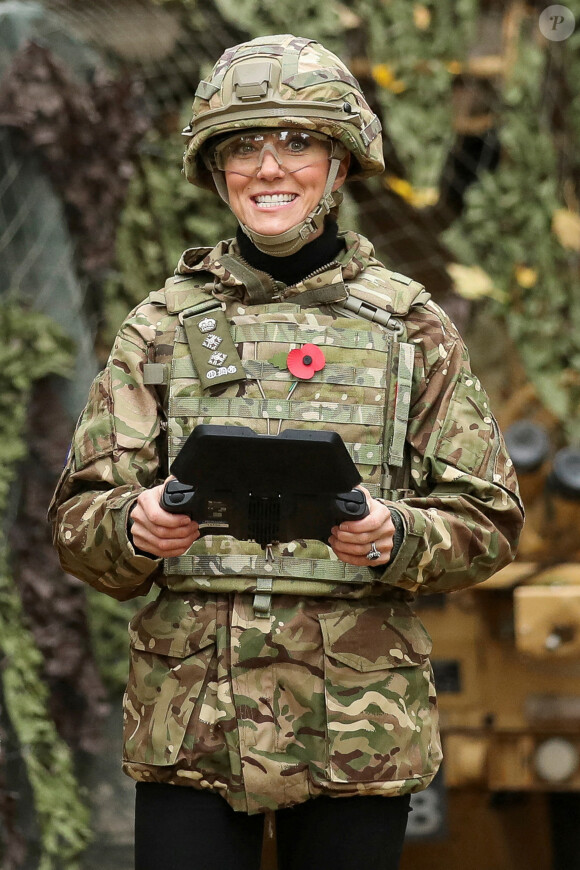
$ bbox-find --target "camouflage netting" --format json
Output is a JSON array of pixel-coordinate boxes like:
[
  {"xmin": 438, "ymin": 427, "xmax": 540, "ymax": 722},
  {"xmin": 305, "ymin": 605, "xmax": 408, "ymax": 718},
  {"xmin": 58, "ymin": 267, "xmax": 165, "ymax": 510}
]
[{"xmin": 0, "ymin": 0, "xmax": 579, "ymax": 866}]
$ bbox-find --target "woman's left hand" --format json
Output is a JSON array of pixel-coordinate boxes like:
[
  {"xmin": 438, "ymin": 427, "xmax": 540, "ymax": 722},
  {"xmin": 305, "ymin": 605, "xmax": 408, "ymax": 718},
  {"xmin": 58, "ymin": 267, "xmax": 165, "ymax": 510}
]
[{"xmin": 328, "ymin": 487, "xmax": 395, "ymax": 567}]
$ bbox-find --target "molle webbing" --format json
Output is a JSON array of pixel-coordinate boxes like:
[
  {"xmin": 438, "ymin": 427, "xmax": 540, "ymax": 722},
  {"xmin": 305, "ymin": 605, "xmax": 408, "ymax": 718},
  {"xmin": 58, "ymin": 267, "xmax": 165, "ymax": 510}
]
[
  {"xmin": 171, "ymin": 356, "xmax": 388, "ymax": 388},
  {"xmin": 168, "ymin": 396, "xmax": 385, "ymax": 426},
  {"xmin": 177, "ymin": 321, "xmax": 394, "ymax": 350},
  {"xmin": 389, "ymin": 342, "xmax": 415, "ymax": 466},
  {"xmin": 166, "ymin": 554, "xmax": 377, "ymax": 584},
  {"xmin": 169, "ymin": 433, "xmax": 384, "ymax": 467},
  {"xmin": 162, "ymin": 270, "xmax": 419, "ymax": 594}
]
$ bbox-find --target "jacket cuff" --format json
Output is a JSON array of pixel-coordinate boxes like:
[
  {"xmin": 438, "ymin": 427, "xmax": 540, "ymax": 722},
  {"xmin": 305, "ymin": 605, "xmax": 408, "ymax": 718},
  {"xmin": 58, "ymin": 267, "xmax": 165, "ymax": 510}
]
[
  {"xmin": 388, "ymin": 507, "xmax": 405, "ymax": 562},
  {"xmin": 372, "ymin": 504, "xmax": 423, "ymax": 591},
  {"xmin": 114, "ymin": 491, "xmax": 161, "ymax": 564}
]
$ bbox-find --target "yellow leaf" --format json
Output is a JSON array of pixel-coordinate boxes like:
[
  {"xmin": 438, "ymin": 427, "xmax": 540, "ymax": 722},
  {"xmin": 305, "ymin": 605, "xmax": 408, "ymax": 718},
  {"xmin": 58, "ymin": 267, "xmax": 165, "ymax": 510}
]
[
  {"xmin": 372, "ymin": 63, "xmax": 395, "ymax": 88},
  {"xmin": 411, "ymin": 187, "xmax": 439, "ymax": 207},
  {"xmin": 372, "ymin": 63, "xmax": 406, "ymax": 93},
  {"xmin": 445, "ymin": 60, "xmax": 463, "ymax": 75},
  {"xmin": 389, "ymin": 79, "xmax": 407, "ymax": 93},
  {"xmin": 385, "ymin": 175, "xmax": 415, "ymax": 202},
  {"xmin": 335, "ymin": 2, "xmax": 362, "ymax": 29},
  {"xmin": 515, "ymin": 265, "xmax": 538, "ymax": 288},
  {"xmin": 448, "ymin": 263, "xmax": 504, "ymax": 300},
  {"xmin": 413, "ymin": 3, "xmax": 431, "ymax": 29},
  {"xmin": 385, "ymin": 176, "xmax": 438, "ymax": 207},
  {"xmin": 552, "ymin": 209, "xmax": 580, "ymax": 251}
]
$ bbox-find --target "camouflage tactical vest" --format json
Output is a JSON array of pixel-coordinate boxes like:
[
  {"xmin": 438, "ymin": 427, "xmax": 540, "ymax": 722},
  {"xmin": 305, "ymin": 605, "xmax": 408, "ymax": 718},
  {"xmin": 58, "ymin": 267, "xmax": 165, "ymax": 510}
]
[{"xmin": 143, "ymin": 259, "xmax": 429, "ymax": 607}]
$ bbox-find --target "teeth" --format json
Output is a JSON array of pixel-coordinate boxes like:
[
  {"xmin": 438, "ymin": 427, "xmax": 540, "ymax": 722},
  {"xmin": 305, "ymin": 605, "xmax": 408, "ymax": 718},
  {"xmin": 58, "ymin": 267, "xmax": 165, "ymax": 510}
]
[{"xmin": 254, "ymin": 194, "xmax": 297, "ymax": 207}]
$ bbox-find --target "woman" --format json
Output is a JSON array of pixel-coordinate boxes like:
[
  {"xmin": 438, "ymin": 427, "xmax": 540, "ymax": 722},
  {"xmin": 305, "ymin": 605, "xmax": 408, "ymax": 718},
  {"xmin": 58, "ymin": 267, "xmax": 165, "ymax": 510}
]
[{"xmin": 50, "ymin": 34, "xmax": 523, "ymax": 870}]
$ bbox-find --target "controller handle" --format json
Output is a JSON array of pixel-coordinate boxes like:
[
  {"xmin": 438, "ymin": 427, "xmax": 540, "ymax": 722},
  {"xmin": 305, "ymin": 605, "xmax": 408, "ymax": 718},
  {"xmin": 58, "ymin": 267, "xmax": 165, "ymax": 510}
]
[
  {"xmin": 334, "ymin": 489, "xmax": 369, "ymax": 522},
  {"xmin": 161, "ymin": 479, "xmax": 196, "ymax": 514}
]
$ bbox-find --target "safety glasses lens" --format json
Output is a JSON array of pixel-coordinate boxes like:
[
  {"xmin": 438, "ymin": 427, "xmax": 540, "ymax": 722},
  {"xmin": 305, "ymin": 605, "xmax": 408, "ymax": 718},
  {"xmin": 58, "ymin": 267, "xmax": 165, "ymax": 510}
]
[{"xmin": 211, "ymin": 130, "xmax": 331, "ymax": 173}]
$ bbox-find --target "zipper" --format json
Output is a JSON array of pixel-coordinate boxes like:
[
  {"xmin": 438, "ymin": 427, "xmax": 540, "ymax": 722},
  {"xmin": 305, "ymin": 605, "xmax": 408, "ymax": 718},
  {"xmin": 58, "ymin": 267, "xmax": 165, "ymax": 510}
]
[
  {"xmin": 234, "ymin": 254, "xmax": 344, "ymax": 301},
  {"xmin": 282, "ymin": 261, "xmax": 341, "ymax": 295},
  {"xmin": 234, "ymin": 254, "xmax": 283, "ymax": 299}
]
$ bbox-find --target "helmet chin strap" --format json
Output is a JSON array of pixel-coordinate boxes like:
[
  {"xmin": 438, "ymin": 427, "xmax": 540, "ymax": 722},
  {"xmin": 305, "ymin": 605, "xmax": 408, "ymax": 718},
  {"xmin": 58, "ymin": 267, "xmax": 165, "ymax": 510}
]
[{"xmin": 212, "ymin": 156, "xmax": 344, "ymax": 258}]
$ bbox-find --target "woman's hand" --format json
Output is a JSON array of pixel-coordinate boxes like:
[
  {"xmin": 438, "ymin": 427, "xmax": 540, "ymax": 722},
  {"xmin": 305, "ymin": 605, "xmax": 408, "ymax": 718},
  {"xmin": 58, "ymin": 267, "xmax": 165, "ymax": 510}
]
[
  {"xmin": 328, "ymin": 487, "xmax": 395, "ymax": 567},
  {"xmin": 129, "ymin": 481, "xmax": 200, "ymax": 558}
]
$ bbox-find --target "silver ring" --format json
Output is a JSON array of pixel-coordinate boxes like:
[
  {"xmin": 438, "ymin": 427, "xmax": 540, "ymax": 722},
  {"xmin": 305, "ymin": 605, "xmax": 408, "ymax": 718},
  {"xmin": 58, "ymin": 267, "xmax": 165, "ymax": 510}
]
[{"xmin": 366, "ymin": 542, "xmax": 381, "ymax": 561}]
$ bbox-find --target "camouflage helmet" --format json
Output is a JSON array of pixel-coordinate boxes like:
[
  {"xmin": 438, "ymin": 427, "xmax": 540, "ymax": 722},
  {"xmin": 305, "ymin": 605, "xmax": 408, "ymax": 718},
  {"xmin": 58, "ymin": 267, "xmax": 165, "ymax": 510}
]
[
  {"xmin": 182, "ymin": 35, "xmax": 384, "ymax": 256},
  {"xmin": 183, "ymin": 34, "xmax": 384, "ymax": 187}
]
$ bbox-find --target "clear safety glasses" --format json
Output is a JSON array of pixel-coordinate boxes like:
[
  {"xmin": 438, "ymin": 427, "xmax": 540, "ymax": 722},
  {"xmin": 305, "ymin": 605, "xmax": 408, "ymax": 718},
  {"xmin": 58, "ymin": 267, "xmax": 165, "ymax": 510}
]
[{"xmin": 204, "ymin": 129, "xmax": 334, "ymax": 177}]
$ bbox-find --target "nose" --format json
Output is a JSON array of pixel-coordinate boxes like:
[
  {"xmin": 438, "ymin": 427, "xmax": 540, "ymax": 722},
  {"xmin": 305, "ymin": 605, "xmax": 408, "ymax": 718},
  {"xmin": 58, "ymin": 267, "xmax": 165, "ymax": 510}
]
[{"xmin": 256, "ymin": 149, "xmax": 285, "ymax": 179}]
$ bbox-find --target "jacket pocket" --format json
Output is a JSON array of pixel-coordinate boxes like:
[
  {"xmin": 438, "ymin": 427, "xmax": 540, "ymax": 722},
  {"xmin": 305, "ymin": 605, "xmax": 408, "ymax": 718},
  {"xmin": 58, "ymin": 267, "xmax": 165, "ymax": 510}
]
[
  {"xmin": 319, "ymin": 604, "xmax": 436, "ymax": 785},
  {"xmin": 123, "ymin": 596, "xmax": 216, "ymax": 766}
]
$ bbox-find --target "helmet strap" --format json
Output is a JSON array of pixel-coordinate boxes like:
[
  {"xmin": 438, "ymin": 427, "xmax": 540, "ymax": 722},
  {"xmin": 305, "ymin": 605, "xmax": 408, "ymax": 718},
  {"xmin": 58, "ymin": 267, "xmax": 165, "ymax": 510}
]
[{"xmin": 213, "ymin": 156, "xmax": 345, "ymax": 258}]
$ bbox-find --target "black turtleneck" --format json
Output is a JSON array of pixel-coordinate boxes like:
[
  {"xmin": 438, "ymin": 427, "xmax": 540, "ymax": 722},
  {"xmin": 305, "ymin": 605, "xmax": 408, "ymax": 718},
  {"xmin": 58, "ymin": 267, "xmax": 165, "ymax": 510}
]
[{"xmin": 236, "ymin": 220, "xmax": 345, "ymax": 287}]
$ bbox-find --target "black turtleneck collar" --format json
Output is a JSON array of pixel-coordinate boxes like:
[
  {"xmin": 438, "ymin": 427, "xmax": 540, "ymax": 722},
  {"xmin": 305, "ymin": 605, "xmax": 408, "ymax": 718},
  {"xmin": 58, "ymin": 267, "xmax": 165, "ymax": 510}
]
[{"xmin": 236, "ymin": 220, "xmax": 345, "ymax": 287}]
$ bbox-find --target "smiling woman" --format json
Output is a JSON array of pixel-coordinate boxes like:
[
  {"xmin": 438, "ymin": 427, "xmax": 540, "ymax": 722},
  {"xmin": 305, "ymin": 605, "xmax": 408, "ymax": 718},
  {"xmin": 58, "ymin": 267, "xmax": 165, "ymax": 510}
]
[
  {"xmin": 220, "ymin": 129, "xmax": 349, "ymax": 239},
  {"xmin": 50, "ymin": 32, "xmax": 523, "ymax": 870},
  {"xmin": 199, "ymin": 123, "xmax": 350, "ymax": 252}
]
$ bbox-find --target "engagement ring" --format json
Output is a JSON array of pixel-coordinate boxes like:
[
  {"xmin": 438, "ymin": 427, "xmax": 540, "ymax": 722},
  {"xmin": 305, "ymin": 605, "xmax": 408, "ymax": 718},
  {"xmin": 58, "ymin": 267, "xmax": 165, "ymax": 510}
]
[{"xmin": 366, "ymin": 542, "xmax": 381, "ymax": 561}]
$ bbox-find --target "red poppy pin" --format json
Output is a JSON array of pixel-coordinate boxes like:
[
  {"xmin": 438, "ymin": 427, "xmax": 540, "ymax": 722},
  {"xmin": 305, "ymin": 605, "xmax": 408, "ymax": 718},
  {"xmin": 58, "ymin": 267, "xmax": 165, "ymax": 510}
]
[{"xmin": 286, "ymin": 343, "xmax": 326, "ymax": 380}]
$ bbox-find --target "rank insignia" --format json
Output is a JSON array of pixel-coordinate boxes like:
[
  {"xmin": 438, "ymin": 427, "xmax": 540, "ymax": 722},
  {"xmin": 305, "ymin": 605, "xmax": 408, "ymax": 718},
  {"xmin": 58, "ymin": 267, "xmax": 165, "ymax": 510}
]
[
  {"xmin": 208, "ymin": 351, "xmax": 228, "ymax": 367},
  {"xmin": 198, "ymin": 317, "xmax": 217, "ymax": 333},
  {"xmin": 202, "ymin": 334, "xmax": 223, "ymax": 350},
  {"xmin": 181, "ymin": 306, "xmax": 244, "ymax": 390}
]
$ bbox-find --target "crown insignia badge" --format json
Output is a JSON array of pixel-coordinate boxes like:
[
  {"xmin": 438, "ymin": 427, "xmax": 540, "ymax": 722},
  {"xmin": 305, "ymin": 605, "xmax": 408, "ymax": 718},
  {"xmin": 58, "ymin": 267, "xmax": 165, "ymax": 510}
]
[{"xmin": 198, "ymin": 317, "xmax": 217, "ymax": 333}]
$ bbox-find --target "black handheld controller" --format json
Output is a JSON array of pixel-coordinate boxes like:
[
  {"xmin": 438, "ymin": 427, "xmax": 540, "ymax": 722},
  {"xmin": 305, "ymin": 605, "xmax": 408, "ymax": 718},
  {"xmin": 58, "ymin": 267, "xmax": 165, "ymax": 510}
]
[
  {"xmin": 160, "ymin": 425, "xmax": 369, "ymax": 546},
  {"xmin": 161, "ymin": 480, "xmax": 368, "ymax": 545}
]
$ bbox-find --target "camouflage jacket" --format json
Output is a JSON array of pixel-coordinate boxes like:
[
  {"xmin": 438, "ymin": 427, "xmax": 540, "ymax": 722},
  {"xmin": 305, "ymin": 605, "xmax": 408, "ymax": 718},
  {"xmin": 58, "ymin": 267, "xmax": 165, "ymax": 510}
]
[{"xmin": 49, "ymin": 231, "xmax": 523, "ymax": 814}]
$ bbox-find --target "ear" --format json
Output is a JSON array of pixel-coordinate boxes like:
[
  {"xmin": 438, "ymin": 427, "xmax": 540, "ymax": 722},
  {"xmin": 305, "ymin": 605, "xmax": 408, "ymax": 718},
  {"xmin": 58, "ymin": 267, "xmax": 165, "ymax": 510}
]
[{"xmin": 332, "ymin": 153, "xmax": 351, "ymax": 191}]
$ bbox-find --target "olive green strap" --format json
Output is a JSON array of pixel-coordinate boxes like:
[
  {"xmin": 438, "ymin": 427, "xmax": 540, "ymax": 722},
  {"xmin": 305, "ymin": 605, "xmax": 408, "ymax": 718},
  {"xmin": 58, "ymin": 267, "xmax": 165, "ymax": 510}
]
[
  {"xmin": 166, "ymin": 554, "xmax": 375, "ymax": 584},
  {"xmin": 218, "ymin": 254, "xmax": 279, "ymax": 304},
  {"xmin": 253, "ymin": 577, "xmax": 273, "ymax": 618},
  {"xmin": 388, "ymin": 341, "xmax": 415, "ymax": 466},
  {"xmin": 289, "ymin": 282, "xmax": 348, "ymax": 308},
  {"xmin": 168, "ymin": 395, "xmax": 384, "ymax": 426},
  {"xmin": 179, "ymin": 295, "xmax": 245, "ymax": 390}
]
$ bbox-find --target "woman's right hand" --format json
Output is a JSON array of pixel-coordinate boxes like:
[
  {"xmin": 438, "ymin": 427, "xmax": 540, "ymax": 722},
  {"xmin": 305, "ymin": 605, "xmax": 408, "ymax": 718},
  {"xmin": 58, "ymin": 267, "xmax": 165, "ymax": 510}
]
[{"xmin": 129, "ymin": 482, "xmax": 200, "ymax": 558}]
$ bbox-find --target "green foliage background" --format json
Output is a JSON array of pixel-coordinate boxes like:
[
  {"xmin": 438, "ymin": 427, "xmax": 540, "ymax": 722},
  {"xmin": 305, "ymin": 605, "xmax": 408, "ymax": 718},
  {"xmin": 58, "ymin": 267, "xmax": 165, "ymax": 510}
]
[
  {"xmin": 0, "ymin": 305, "xmax": 90, "ymax": 868},
  {"xmin": 443, "ymin": 21, "xmax": 580, "ymax": 440}
]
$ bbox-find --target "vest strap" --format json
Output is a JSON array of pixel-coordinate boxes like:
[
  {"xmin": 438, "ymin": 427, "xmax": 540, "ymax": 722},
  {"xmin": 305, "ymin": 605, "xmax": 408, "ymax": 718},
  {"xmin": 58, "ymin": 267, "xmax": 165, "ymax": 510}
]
[
  {"xmin": 171, "ymin": 355, "xmax": 387, "ymax": 389},
  {"xmin": 333, "ymin": 296, "xmax": 403, "ymax": 333},
  {"xmin": 168, "ymin": 395, "xmax": 384, "ymax": 426},
  {"xmin": 165, "ymin": 553, "xmax": 376, "ymax": 584},
  {"xmin": 389, "ymin": 342, "xmax": 415, "ymax": 466},
  {"xmin": 143, "ymin": 363, "xmax": 167, "ymax": 385},
  {"xmin": 253, "ymin": 576, "xmax": 273, "ymax": 618},
  {"xmin": 218, "ymin": 254, "xmax": 279, "ymax": 304},
  {"xmin": 287, "ymin": 282, "xmax": 348, "ymax": 308},
  {"xmin": 179, "ymin": 296, "xmax": 245, "ymax": 390}
]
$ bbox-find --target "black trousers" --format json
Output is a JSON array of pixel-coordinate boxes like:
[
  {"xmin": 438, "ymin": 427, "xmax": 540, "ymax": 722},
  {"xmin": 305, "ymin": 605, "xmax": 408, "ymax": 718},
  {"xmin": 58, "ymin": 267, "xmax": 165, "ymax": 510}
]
[{"xmin": 135, "ymin": 781, "xmax": 410, "ymax": 870}]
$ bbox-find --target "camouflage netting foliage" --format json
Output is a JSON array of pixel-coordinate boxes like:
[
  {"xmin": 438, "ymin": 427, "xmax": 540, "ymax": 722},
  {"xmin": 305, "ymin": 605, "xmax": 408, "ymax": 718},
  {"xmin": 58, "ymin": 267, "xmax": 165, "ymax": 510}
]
[
  {"xmin": 0, "ymin": 304, "xmax": 91, "ymax": 868},
  {"xmin": 0, "ymin": 4, "xmax": 148, "ymax": 866},
  {"xmin": 0, "ymin": 40, "xmax": 147, "ymax": 279},
  {"xmin": 442, "ymin": 9, "xmax": 580, "ymax": 442},
  {"xmin": 1, "ymin": 0, "xmax": 580, "ymax": 866},
  {"xmin": 102, "ymin": 131, "xmax": 237, "ymax": 348}
]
